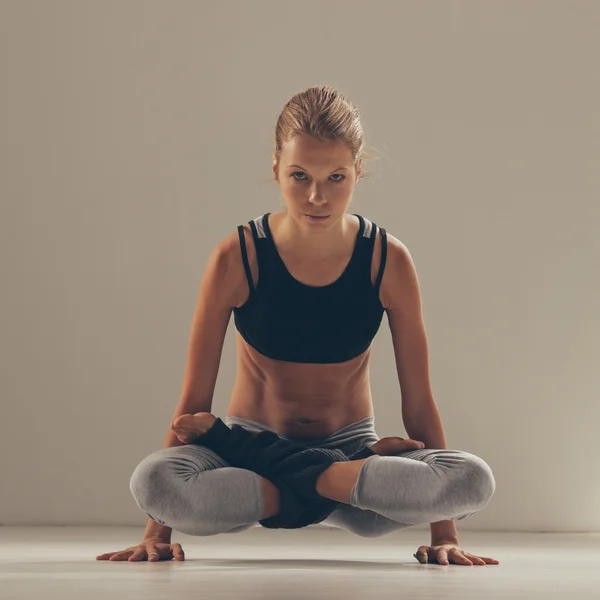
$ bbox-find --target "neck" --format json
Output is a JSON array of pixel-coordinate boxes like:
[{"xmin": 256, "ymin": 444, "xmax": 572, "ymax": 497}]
[{"xmin": 277, "ymin": 212, "xmax": 352, "ymax": 254}]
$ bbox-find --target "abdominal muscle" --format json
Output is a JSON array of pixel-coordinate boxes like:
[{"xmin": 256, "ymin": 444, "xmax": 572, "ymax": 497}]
[{"xmin": 226, "ymin": 332, "xmax": 375, "ymax": 439}]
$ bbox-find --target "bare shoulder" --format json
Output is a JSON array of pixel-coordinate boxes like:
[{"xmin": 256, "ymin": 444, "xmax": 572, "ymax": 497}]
[
  {"xmin": 375, "ymin": 228, "xmax": 414, "ymax": 310},
  {"xmin": 218, "ymin": 224, "xmax": 258, "ymax": 308}
]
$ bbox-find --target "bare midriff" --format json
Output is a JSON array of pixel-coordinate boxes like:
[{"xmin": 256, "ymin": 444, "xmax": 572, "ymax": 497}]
[
  {"xmin": 226, "ymin": 333, "xmax": 375, "ymax": 439},
  {"xmin": 225, "ymin": 212, "xmax": 388, "ymax": 440}
]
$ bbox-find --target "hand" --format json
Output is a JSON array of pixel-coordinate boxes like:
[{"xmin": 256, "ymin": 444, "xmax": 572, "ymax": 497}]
[
  {"xmin": 171, "ymin": 412, "xmax": 217, "ymax": 444},
  {"xmin": 95, "ymin": 538, "xmax": 185, "ymax": 562},
  {"xmin": 413, "ymin": 543, "xmax": 499, "ymax": 566},
  {"xmin": 369, "ymin": 436, "xmax": 425, "ymax": 455}
]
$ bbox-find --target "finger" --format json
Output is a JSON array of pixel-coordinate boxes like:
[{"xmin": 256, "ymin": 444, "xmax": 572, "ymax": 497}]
[
  {"xmin": 449, "ymin": 549, "xmax": 472, "ymax": 565},
  {"xmin": 109, "ymin": 551, "xmax": 131, "ymax": 561},
  {"xmin": 95, "ymin": 552, "xmax": 115, "ymax": 560},
  {"xmin": 466, "ymin": 553, "xmax": 497, "ymax": 565},
  {"xmin": 173, "ymin": 430, "xmax": 193, "ymax": 443},
  {"xmin": 414, "ymin": 546, "xmax": 429, "ymax": 563},
  {"xmin": 173, "ymin": 414, "xmax": 191, "ymax": 426},
  {"xmin": 397, "ymin": 439, "xmax": 425, "ymax": 450},
  {"xmin": 171, "ymin": 426, "xmax": 189, "ymax": 434},
  {"xmin": 436, "ymin": 549, "xmax": 449, "ymax": 565},
  {"xmin": 399, "ymin": 439, "xmax": 423, "ymax": 446},
  {"xmin": 464, "ymin": 554, "xmax": 485, "ymax": 566},
  {"xmin": 147, "ymin": 546, "xmax": 160, "ymax": 562},
  {"xmin": 374, "ymin": 438, "xmax": 424, "ymax": 456},
  {"xmin": 171, "ymin": 543, "xmax": 185, "ymax": 561},
  {"xmin": 128, "ymin": 548, "xmax": 145, "ymax": 562}
]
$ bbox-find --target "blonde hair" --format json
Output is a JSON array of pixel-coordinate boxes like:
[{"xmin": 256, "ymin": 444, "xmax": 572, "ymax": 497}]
[{"xmin": 264, "ymin": 85, "xmax": 379, "ymax": 184}]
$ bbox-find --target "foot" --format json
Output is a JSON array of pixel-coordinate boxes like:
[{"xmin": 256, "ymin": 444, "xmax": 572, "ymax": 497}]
[
  {"xmin": 171, "ymin": 412, "xmax": 218, "ymax": 444},
  {"xmin": 369, "ymin": 436, "xmax": 425, "ymax": 456}
]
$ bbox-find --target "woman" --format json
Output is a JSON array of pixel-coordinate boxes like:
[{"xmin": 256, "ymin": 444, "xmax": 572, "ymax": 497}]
[{"xmin": 97, "ymin": 85, "xmax": 498, "ymax": 566}]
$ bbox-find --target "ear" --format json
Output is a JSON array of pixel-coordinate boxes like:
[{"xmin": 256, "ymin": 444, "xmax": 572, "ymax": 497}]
[
  {"xmin": 272, "ymin": 157, "xmax": 279, "ymax": 182},
  {"xmin": 356, "ymin": 158, "xmax": 363, "ymax": 180}
]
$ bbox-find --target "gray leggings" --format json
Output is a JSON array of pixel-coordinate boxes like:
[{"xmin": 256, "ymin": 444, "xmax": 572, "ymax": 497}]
[{"xmin": 129, "ymin": 416, "xmax": 496, "ymax": 538}]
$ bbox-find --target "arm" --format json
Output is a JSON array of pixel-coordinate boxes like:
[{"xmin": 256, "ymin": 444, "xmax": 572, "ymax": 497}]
[
  {"xmin": 143, "ymin": 233, "xmax": 241, "ymax": 541},
  {"xmin": 382, "ymin": 235, "xmax": 458, "ymax": 545},
  {"xmin": 404, "ymin": 405, "xmax": 458, "ymax": 544}
]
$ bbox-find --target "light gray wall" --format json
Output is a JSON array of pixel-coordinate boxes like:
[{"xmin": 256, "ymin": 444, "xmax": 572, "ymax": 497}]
[{"xmin": 1, "ymin": 0, "xmax": 598, "ymax": 533}]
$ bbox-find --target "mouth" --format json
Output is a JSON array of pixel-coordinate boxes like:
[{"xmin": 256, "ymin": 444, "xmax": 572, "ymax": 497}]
[{"xmin": 304, "ymin": 214, "xmax": 330, "ymax": 219}]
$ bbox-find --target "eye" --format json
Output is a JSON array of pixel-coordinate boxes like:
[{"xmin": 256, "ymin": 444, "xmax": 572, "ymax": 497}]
[{"xmin": 291, "ymin": 172, "xmax": 345, "ymax": 182}]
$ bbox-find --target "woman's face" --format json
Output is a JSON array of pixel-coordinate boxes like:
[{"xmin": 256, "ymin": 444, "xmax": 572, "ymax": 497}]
[{"xmin": 273, "ymin": 134, "xmax": 361, "ymax": 222}]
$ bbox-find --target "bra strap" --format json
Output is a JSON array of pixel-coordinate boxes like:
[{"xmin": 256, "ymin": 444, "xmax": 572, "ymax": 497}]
[
  {"xmin": 374, "ymin": 228, "xmax": 387, "ymax": 292},
  {"xmin": 237, "ymin": 224, "xmax": 255, "ymax": 296}
]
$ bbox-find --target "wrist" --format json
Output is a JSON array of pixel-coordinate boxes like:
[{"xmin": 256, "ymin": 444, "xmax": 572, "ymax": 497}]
[{"xmin": 431, "ymin": 538, "xmax": 459, "ymax": 546}]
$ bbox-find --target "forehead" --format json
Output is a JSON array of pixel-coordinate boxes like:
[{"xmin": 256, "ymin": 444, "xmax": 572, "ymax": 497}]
[{"xmin": 282, "ymin": 134, "xmax": 352, "ymax": 164}]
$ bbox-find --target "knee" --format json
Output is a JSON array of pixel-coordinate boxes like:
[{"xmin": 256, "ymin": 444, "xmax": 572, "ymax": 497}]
[
  {"xmin": 129, "ymin": 452, "xmax": 217, "ymax": 536},
  {"xmin": 129, "ymin": 451, "xmax": 169, "ymax": 512},
  {"xmin": 462, "ymin": 453, "xmax": 496, "ymax": 508}
]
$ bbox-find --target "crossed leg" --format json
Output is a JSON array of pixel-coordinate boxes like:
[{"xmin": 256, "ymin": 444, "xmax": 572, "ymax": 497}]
[{"xmin": 129, "ymin": 413, "xmax": 495, "ymax": 537}]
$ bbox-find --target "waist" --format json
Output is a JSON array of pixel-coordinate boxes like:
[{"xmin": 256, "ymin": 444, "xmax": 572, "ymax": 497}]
[
  {"xmin": 226, "ymin": 388, "xmax": 373, "ymax": 438},
  {"xmin": 227, "ymin": 388, "xmax": 373, "ymax": 439},
  {"xmin": 227, "ymin": 412, "xmax": 374, "ymax": 440},
  {"xmin": 224, "ymin": 414, "xmax": 378, "ymax": 447}
]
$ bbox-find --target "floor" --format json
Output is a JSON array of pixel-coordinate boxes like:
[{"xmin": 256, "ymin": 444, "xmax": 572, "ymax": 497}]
[{"xmin": 1, "ymin": 526, "xmax": 599, "ymax": 599}]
